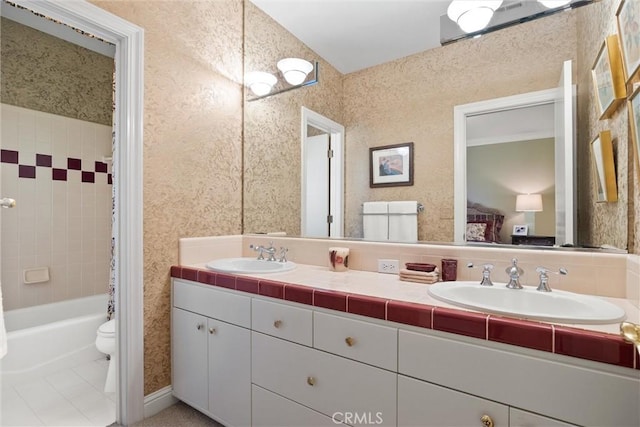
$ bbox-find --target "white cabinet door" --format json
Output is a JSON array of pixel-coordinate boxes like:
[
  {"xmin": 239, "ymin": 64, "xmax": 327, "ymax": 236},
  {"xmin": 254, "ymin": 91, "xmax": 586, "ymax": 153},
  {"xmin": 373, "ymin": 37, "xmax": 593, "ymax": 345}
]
[
  {"xmin": 398, "ymin": 375, "xmax": 508, "ymax": 427},
  {"xmin": 510, "ymin": 408, "xmax": 577, "ymax": 427},
  {"xmin": 172, "ymin": 308, "xmax": 208, "ymax": 413},
  {"xmin": 208, "ymin": 318, "xmax": 251, "ymax": 427},
  {"xmin": 252, "ymin": 385, "xmax": 348, "ymax": 427}
]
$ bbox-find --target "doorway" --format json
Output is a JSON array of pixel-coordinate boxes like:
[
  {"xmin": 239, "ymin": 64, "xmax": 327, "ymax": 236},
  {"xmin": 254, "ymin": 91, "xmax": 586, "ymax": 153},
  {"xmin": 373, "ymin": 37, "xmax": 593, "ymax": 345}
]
[{"xmin": 301, "ymin": 107, "xmax": 345, "ymax": 238}]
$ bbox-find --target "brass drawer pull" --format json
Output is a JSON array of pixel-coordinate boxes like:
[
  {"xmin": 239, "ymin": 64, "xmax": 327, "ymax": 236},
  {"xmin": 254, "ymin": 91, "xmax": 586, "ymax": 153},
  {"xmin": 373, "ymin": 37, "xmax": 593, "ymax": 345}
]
[
  {"xmin": 345, "ymin": 336, "xmax": 355, "ymax": 347},
  {"xmin": 209, "ymin": 327, "xmax": 216, "ymax": 334},
  {"xmin": 306, "ymin": 376, "xmax": 316, "ymax": 386},
  {"xmin": 196, "ymin": 323, "xmax": 204, "ymax": 330},
  {"xmin": 481, "ymin": 414, "xmax": 494, "ymax": 427},
  {"xmin": 273, "ymin": 320, "xmax": 283, "ymax": 329}
]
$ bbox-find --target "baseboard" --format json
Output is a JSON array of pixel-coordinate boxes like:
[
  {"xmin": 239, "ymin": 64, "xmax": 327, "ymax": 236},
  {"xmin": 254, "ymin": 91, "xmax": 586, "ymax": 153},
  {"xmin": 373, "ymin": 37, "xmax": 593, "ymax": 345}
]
[{"xmin": 143, "ymin": 385, "xmax": 178, "ymax": 418}]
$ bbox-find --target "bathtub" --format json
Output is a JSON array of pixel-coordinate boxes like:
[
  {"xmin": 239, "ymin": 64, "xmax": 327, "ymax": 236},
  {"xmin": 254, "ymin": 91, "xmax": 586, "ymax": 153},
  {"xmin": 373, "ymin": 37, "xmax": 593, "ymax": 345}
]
[{"xmin": 1, "ymin": 294, "xmax": 108, "ymax": 381}]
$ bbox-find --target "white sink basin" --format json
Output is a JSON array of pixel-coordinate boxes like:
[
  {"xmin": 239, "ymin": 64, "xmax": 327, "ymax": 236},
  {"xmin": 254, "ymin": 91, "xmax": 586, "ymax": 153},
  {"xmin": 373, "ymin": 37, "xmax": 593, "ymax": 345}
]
[
  {"xmin": 205, "ymin": 258, "xmax": 296, "ymax": 274},
  {"xmin": 428, "ymin": 281, "xmax": 626, "ymax": 324}
]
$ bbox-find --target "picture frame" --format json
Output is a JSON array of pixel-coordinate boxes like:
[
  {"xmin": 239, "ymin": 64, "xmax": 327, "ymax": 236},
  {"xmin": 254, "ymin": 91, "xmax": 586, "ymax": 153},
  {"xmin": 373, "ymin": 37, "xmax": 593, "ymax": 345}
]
[
  {"xmin": 616, "ymin": 0, "xmax": 640, "ymax": 83},
  {"xmin": 512, "ymin": 225, "xmax": 528, "ymax": 236},
  {"xmin": 628, "ymin": 84, "xmax": 640, "ymax": 181},
  {"xmin": 592, "ymin": 35, "xmax": 626, "ymax": 120},
  {"xmin": 590, "ymin": 130, "xmax": 618, "ymax": 203},
  {"xmin": 369, "ymin": 142, "xmax": 414, "ymax": 188}
]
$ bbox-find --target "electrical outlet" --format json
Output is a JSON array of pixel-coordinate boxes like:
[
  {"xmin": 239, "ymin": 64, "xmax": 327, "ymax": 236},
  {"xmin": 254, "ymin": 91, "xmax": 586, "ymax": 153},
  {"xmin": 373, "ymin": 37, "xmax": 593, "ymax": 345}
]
[{"xmin": 378, "ymin": 259, "xmax": 399, "ymax": 274}]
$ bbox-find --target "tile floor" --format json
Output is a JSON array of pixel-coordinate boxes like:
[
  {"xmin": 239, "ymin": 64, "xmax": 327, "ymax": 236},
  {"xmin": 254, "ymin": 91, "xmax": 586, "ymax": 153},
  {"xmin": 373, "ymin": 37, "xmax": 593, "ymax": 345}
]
[{"xmin": 1, "ymin": 357, "xmax": 116, "ymax": 426}]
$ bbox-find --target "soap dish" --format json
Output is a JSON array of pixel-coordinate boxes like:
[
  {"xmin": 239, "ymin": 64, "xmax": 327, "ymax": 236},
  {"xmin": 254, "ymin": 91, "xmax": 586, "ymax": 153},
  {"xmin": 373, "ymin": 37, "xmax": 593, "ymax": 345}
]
[{"xmin": 405, "ymin": 263, "xmax": 436, "ymax": 272}]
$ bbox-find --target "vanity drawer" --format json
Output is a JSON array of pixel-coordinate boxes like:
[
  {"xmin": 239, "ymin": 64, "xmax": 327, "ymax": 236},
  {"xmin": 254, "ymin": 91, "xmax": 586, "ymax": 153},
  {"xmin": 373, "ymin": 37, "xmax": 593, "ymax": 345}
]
[
  {"xmin": 313, "ymin": 312, "xmax": 397, "ymax": 370},
  {"xmin": 172, "ymin": 279, "xmax": 250, "ymax": 328},
  {"xmin": 252, "ymin": 331, "xmax": 397, "ymax": 426},
  {"xmin": 252, "ymin": 385, "xmax": 349, "ymax": 426},
  {"xmin": 252, "ymin": 298, "xmax": 312, "ymax": 346}
]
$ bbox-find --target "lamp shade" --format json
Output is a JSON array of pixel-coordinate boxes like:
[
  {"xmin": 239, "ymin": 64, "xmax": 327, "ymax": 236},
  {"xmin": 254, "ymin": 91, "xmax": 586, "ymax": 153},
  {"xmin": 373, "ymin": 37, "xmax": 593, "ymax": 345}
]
[
  {"xmin": 245, "ymin": 71, "xmax": 277, "ymax": 96},
  {"xmin": 277, "ymin": 58, "xmax": 314, "ymax": 85},
  {"xmin": 516, "ymin": 194, "xmax": 543, "ymax": 212},
  {"xmin": 538, "ymin": 0, "xmax": 571, "ymax": 8},
  {"xmin": 447, "ymin": 0, "xmax": 503, "ymax": 33}
]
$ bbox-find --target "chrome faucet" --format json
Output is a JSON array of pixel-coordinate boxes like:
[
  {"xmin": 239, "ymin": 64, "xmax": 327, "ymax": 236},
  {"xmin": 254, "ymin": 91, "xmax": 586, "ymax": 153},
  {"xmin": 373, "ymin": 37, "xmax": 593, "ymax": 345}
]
[
  {"xmin": 535, "ymin": 266, "xmax": 568, "ymax": 292},
  {"xmin": 505, "ymin": 258, "xmax": 524, "ymax": 289},
  {"xmin": 278, "ymin": 247, "xmax": 288, "ymax": 263},
  {"xmin": 249, "ymin": 242, "xmax": 277, "ymax": 261},
  {"xmin": 467, "ymin": 262, "xmax": 494, "ymax": 286}
]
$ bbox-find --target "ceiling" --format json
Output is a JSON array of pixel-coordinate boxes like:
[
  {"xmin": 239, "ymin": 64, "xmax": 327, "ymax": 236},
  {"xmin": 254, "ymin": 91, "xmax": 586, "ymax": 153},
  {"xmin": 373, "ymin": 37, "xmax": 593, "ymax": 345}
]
[{"xmin": 249, "ymin": 0, "xmax": 451, "ymax": 74}]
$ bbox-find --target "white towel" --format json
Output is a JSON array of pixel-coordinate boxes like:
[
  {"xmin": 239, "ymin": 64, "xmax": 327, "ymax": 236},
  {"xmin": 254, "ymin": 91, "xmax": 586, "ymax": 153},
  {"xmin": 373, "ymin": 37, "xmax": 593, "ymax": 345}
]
[
  {"xmin": 363, "ymin": 202, "xmax": 388, "ymax": 241},
  {"xmin": 388, "ymin": 201, "xmax": 418, "ymax": 242},
  {"xmin": 0, "ymin": 282, "xmax": 6, "ymax": 359}
]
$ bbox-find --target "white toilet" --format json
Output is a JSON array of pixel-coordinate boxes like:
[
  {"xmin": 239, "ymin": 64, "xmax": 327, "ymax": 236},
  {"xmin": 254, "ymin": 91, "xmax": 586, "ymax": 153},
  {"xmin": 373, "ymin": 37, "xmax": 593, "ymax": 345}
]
[{"xmin": 95, "ymin": 319, "xmax": 116, "ymax": 392}]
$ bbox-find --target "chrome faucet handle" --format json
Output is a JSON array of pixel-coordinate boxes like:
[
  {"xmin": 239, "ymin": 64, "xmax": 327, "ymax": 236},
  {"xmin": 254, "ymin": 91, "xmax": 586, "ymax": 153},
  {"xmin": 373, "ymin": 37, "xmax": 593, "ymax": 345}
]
[
  {"xmin": 467, "ymin": 262, "xmax": 494, "ymax": 286},
  {"xmin": 278, "ymin": 247, "xmax": 288, "ymax": 263},
  {"xmin": 264, "ymin": 241, "xmax": 277, "ymax": 261},
  {"xmin": 535, "ymin": 266, "xmax": 568, "ymax": 292},
  {"xmin": 249, "ymin": 244, "xmax": 265, "ymax": 260},
  {"xmin": 505, "ymin": 258, "xmax": 524, "ymax": 289}
]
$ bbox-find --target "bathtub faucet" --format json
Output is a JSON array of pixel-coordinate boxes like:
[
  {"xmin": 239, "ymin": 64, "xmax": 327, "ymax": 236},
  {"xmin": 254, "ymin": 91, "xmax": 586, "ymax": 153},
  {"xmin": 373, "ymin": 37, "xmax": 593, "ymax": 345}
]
[{"xmin": 505, "ymin": 258, "xmax": 524, "ymax": 290}]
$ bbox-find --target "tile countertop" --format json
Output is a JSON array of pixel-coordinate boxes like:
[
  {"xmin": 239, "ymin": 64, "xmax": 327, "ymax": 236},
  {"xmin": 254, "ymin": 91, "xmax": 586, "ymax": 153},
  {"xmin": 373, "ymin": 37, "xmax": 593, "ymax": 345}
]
[{"xmin": 171, "ymin": 263, "xmax": 640, "ymax": 371}]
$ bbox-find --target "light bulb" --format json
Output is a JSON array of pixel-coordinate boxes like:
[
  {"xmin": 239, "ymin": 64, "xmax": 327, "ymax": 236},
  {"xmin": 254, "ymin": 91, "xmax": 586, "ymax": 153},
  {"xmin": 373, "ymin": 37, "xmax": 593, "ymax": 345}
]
[
  {"xmin": 538, "ymin": 0, "xmax": 571, "ymax": 8},
  {"xmin": 277, "ymin": 58, "xmax": 314, "ymax": 85},
  {"xmin": 245, "ymin": 72, "xmax": 277, "ymax": 96},
  {"xmin": 447, "ymin": 1, "xmax": 503, "ymax": 33}
]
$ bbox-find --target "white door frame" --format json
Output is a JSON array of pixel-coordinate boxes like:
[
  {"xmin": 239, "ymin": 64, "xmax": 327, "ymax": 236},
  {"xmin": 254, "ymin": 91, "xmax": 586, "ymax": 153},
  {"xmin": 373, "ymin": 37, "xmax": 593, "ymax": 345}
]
[
  {"xmin": 11, "ymin": 1, "xmax": 145, "ymax": 424},
  {"xmin": 453, "ymin": 87, "xmax": 572, "ymax": 244},
  {"xmin": 301, "ymin": 107, "xmax": 345, "ymax": 238}
]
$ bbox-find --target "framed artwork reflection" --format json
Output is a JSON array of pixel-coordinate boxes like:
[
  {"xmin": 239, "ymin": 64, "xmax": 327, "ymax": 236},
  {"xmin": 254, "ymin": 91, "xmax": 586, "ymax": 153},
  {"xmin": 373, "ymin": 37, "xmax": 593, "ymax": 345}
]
[
  {"xmin": 628, "ymin": 84, "xmax": 640, "ymax": 181},
  {"xmin": 369, "ymin": 142, "xmax": 414, "ymax": 188},
  {"xmin": 592, "ymin": 35, "xmax": 626, "ymax": 119},
  {"xmin": 616, "ymin": 0, "xmax": 640, "ymax": 83},
  {"xmin": 512, "ymin": 225, "xmax": 528, "ymax": 236},
  {"xmin": 590, "ymin": 130, "xmax": 618, "ymax": 203}
]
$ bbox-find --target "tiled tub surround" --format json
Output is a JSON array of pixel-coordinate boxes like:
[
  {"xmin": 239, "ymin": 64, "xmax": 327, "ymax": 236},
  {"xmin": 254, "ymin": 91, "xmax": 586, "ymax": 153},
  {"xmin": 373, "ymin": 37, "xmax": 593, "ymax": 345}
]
[
  {"xmin": 176, "ymin": 235, "xmax": 640, "ymax": 371},
  {"xmin": 1, "ymin": 104, "xmax": 113, "ymax": 310}
]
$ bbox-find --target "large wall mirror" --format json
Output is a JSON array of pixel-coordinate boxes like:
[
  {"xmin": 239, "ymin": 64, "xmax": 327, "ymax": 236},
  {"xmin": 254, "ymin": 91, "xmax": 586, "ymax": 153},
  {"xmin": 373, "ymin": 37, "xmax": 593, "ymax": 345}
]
[{"xmin": 243, "ymin": 0, "xmax": 630, "ymax": 252}]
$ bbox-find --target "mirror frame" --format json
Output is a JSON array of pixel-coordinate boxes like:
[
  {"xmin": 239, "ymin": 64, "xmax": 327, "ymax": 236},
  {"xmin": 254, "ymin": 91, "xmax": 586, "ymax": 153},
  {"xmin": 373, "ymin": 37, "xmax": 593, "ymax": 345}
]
[{"xmin": 453, "ymin": 85, "xmax": 575, "ymax": 245}]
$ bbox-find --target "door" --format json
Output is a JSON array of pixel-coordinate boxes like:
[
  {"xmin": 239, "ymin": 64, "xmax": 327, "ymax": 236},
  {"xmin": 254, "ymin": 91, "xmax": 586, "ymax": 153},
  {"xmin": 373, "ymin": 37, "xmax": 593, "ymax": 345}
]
[
  {"xmin": 303, "ymin": 132, "xmax": 331, "ymax": 237},
  {"xmin": 172, "ymin": 308, "xmax": 208, "ymax": 412},
  {"xmin": 301, "ymin": 107, "xmax": 345, "ymax": 238},
  {"xmin": 554, "ymin": 59, "xmax": 576, "ymax": 246}
]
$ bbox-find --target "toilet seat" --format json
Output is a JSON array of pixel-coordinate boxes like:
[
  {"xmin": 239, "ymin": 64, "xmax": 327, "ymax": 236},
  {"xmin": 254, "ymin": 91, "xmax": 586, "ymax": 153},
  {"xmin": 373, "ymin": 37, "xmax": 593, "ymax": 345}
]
[{"xmin": 97, "ymin": 319, "xmax": 115, "ymax": 337}]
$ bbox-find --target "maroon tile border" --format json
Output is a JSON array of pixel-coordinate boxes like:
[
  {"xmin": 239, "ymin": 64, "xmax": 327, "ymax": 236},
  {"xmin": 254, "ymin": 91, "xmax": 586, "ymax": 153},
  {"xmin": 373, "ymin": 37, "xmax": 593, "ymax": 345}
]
[
  {"xmin": 284, "ymin": 284, "xmax": 313, "ymax": 305},
  {"xmin": 82, "ymin": 171, "xmax": 95, "ymax": 183},
  {"xmin": 52, "ymin": 168, "xmax": 67, "ymax": 181},
  {"xmin": 313, "ymin": 289, "xmax": 347, "ymax": 312},
  {"xmin": 554, "ymin": 326, "xmax": 636, "ymax": 368},
  {"xmin": 36, "ymin": 154, "xmax": 52, "ymax": 167},
  {"xmin": 18, "ymin": 165, "xmax": 36, "ymax": 179},
  {"xmin": 68, "ymin": 158, "xmax": 82, "ymax": 170},
  {"xmin": 433, "ymin": 307, "xmax": 488, "ymax": 339},
  {"xmin": 488, "ymin": 316, "xmax": 553, "ymax": 352},
  {"xmin": 169, "ymin": 266, "xmax": 638, "ymax": 370},
  {"xmin": 347, "ymin": 294, "xmax": 387, "ymax": 319},
  {"xmin": 236, "ymin": 277, "xmax": 259, "ymax": 294},
  {"xmin": 1, "ymin": 149, "xmax": 18, "ymax": 163},
  {"xmin": 387, "ymin": 301, "xmax": 433, "ymax": 329},
  {"xmin": 95, "ymin": 161, "xmax": 108, "ymax": 173}
]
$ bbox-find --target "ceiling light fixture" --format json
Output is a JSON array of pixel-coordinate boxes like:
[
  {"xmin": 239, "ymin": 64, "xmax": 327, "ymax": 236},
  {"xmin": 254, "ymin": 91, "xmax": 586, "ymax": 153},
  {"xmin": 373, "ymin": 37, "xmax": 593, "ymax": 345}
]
[
  {"xmin": 538, "ymin": 0, "xmax": 571, "ymax": 8},
  {"xmin": 447, "ymin": 1, "xmax": 503, "ymax": 34},
  {"xmin": 244, "ymin": 71, "xmax": 277, "ymax": 96},
  {"xmin": 277, "ymin": 58, "xmax": 314, "ymax": 85}
]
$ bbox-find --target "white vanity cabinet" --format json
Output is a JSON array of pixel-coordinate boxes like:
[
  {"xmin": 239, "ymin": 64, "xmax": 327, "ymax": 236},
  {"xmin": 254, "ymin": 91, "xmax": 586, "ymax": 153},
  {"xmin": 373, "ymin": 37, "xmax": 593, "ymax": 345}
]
[{"xmin": 171, "ymin": 280, "xmax": 251, "ymax": 427}]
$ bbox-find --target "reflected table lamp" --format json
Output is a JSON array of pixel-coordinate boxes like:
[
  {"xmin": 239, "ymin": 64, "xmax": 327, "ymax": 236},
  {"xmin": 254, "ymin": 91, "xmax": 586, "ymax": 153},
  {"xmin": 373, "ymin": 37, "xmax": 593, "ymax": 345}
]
[{"xmin": 516, "ymin": 194, "xmax": 543, "ymax": 235}]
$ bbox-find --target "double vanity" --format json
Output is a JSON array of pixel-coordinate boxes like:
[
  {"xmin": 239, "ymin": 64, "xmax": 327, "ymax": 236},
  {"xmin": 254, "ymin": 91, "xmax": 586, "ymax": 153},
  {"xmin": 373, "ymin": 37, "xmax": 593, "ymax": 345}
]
[{"xmin": 171, "ymin": 235, "xmax": 640, "ymax": 427}]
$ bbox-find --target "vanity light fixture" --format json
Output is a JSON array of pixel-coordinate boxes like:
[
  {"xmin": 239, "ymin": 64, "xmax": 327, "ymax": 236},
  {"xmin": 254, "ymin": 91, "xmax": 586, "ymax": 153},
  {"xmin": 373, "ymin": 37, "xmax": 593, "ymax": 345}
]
[
  {"xmin": 537, "ymin": 0, "xmax": 571, "ymax": 8},
  {"xmin": 277, "ymin": 58, "xmax": 314, "ymax": 85},
  {"xmin": 447, "ymin": 0, "xmax": 503, "ymax": 34},
  {"xmin": 245, "ymin": 71, "xmax": 277, "ymax": 96}
]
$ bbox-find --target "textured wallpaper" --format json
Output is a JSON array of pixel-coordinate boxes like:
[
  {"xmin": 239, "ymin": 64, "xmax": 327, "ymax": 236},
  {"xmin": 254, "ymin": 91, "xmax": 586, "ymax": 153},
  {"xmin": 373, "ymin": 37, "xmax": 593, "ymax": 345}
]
[
  {"xmin": 342, "ymin": 11, "xmax": 578, "ymax": 242},
  {"xmin": 576, "ymin": 0, "xmax": 630, "ymax": 251},
  {"xmin": 91, "ymin": 0, "xmax": 244, "ymax": 395},
  {"xmin": 243, "ymin": 2, "xmax": 343, "ymax": 237},
  {"xmin": 1, "ymin": 17, "xmax": 114, "ymax": 126}
]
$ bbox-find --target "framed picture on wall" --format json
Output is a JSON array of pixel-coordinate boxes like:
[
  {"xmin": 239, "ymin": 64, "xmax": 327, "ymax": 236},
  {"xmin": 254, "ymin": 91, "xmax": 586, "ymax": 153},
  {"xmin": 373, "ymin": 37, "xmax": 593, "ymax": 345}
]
[
  {"xmin": 369, "ymin": 142, "xmax": 414, "ymax": 188},
  {"xmin": 628, "ymin": 85, "xmax": 640, "ymax": 181},
  {"xmin": 592, "ymin": 35, "xmax": 626, "ymax": 119},
  {"xmin": 616, "ymin": 0, "xmax": 640, "ymax": 83},
  {"xmin": 591, "ymin": 130, "xmax": 618, "ymax": 203}
]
